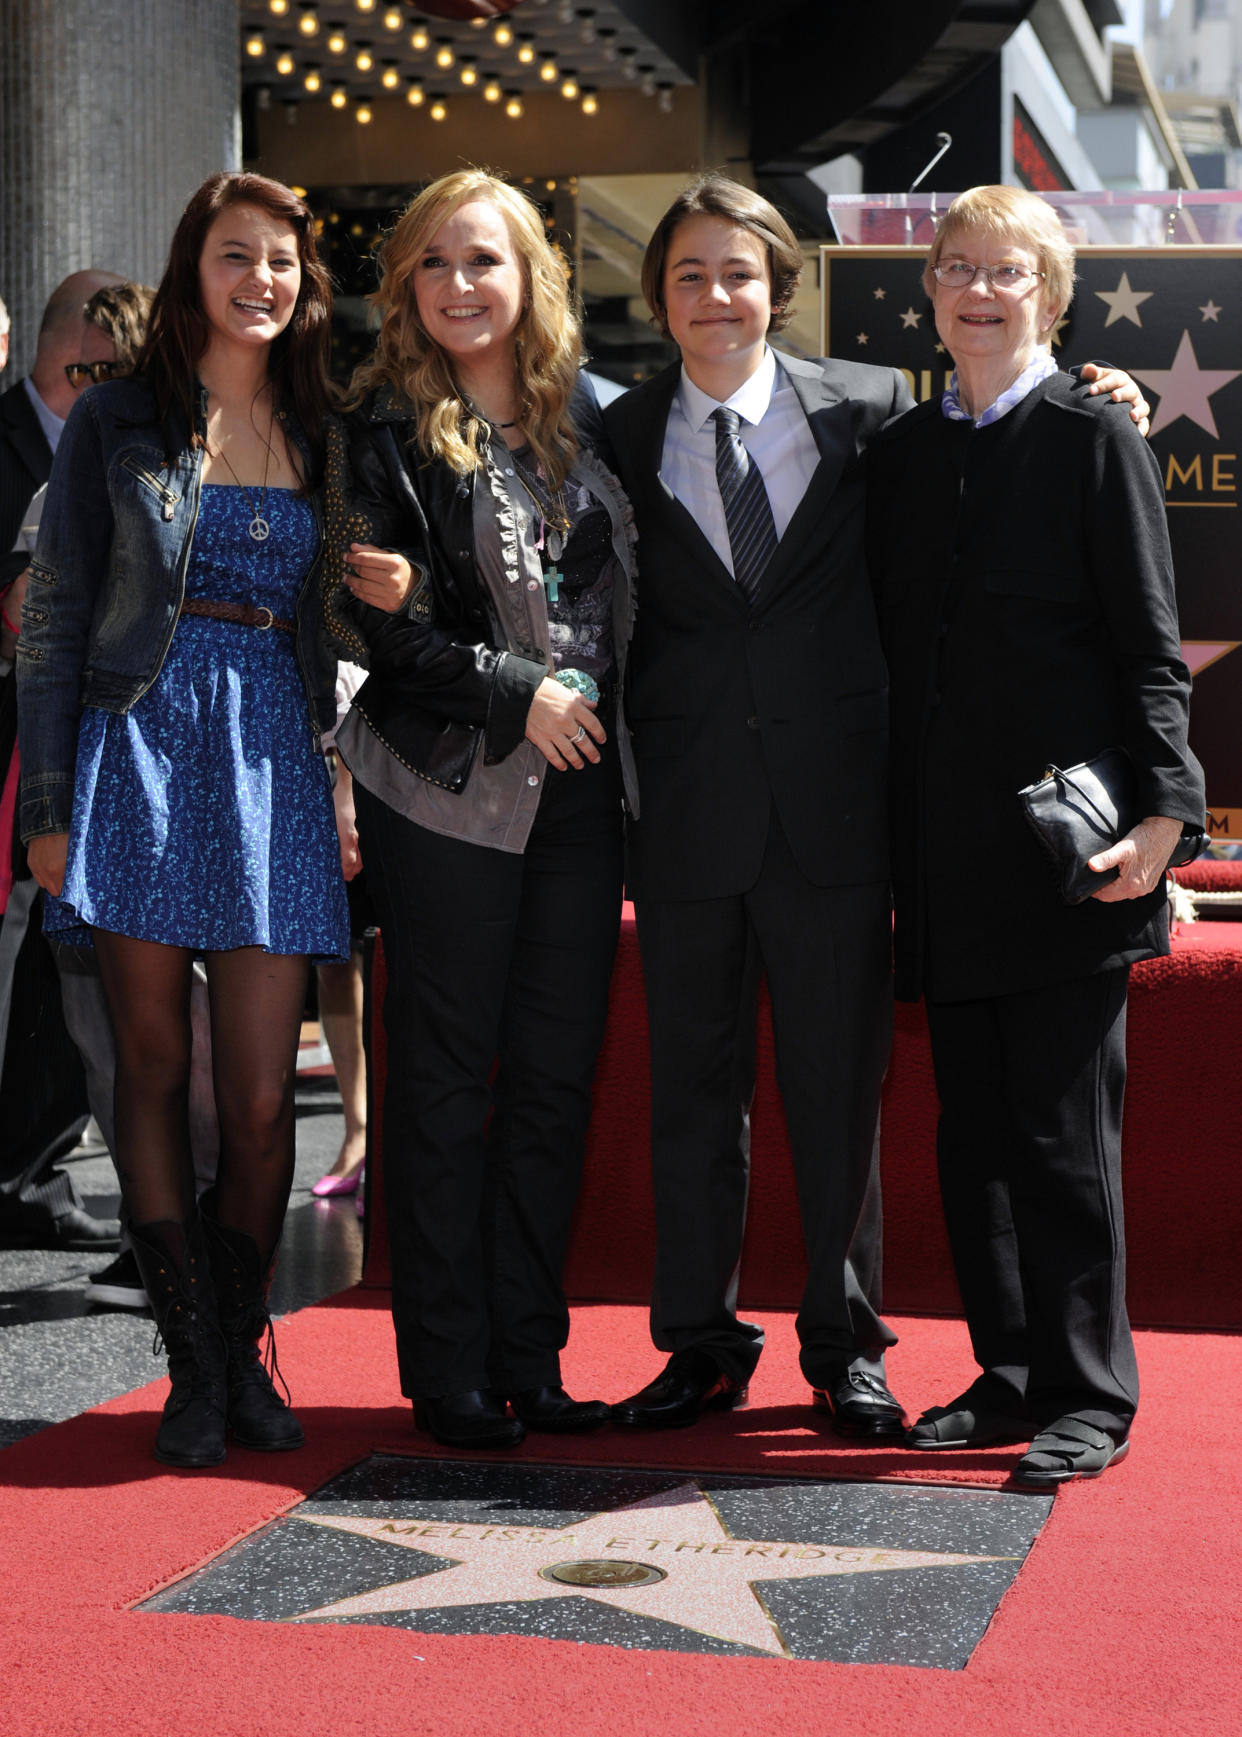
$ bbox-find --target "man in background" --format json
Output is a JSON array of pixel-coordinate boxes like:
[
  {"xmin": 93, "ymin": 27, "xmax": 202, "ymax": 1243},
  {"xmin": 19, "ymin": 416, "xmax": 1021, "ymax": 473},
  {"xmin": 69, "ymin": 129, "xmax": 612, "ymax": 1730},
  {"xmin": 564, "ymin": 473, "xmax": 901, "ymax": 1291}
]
[{"xmin": 0, "ymin": 271, "xmax": 126, "ymax": 1253}]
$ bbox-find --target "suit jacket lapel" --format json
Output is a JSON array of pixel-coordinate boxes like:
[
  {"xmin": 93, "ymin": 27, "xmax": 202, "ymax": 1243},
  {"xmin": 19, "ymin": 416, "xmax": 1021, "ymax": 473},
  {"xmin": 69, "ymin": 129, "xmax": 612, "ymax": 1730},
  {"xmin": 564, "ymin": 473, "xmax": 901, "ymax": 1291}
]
[
  {"xmin": 626, "ymin": 365, "xmax": 742, "ymax": 602},
  {"xmin": 754, "ymin": 353, "xmax": 860, "ymax": 603}
]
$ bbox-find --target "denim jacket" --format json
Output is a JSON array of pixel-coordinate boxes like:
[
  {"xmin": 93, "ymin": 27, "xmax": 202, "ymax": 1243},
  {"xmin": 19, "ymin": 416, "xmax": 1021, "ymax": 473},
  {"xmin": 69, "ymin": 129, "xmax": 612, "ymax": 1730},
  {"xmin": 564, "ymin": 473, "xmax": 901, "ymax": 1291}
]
[{"xmin": 16, "ymin": 376, "xmax": 337, "ymax": 840}]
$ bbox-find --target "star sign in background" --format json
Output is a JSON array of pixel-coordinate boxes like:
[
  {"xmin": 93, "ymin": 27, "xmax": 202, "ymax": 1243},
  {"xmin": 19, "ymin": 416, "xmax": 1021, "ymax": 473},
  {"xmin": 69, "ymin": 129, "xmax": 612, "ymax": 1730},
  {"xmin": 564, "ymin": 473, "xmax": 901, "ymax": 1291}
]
[{"xmin": 823, "ymin": 245, "xmax": 1242, "ymax": 834}]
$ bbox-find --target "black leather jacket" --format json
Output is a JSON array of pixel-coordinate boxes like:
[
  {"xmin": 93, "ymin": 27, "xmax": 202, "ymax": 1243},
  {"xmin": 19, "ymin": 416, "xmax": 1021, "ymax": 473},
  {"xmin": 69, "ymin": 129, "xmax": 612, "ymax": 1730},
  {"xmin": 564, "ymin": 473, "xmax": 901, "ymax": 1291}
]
[{"xmin": 324, "ymin": 377, "xmax": 636, "ymax": 803}]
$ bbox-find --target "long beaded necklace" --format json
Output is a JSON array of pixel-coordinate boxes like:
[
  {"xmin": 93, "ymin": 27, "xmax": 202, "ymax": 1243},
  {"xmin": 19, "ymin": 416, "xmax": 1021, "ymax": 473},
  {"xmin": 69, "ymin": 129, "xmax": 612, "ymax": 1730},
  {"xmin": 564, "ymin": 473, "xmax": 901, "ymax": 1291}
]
[
  {"xmin": 208, "ymin": 407, "xmax": 276, "ymax": 542},
  {"xmin": 510, "ymin": 446, "xmax": 572, "ymax": 604}
]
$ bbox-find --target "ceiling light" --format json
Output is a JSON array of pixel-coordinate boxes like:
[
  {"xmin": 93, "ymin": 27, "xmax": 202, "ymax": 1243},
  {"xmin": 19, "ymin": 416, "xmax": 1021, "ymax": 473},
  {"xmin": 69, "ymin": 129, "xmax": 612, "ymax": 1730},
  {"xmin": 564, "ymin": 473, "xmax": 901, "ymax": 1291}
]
[
  {"xmin": 576, "ymin": 8, "xmax": 596, "ymax": 42},
  {"xmin": 430, "ymin": 98, "xmax": 447, "ymax": 121},
  {"xmin": 355, "ymin": 41, "xmax": 373, "ymax": 69},
  {"xmin": 268, "ymin": 0, "xmax": 290, "ymax": 14},
  {"xmin": 657, "ymin": 81, "xmax": 674, "ymax": 112},
  {"xmin": 330, "ymin": 80, "xmax": 348, "ymax": 106},
  {"xmin": 382, "ymin": 5, "xmax": 403, "ymax": 27},
  {"xmin": 381, "ymin": 59, "xmax": 400, "ymax": 88},
  {"xmin": 298, "ymin": 4, "xmax": 319, "ymax": 36},
  {"xmin": 639, "ymin": 64, "xmax": 655, "ymax": 96},
  {"xmin": 326, "ymin": 24, "xmax": 347, "ymax": 51},
  {"xmin": 410, "ymin": 21, "xmax": 429, "ymax": 50},
  {"xmin": 405, "ymin": 77, "xmax": 424, "ymax": 104},
  {"xmin": 505, "ymin": 91, "xmax": 523, "ymax": 118},
  {"xmin": 483, "ymin": 77, "xmax": 502, "ymax": 102},
  {"xmin": 245, "ymin": 31, "xmax": 266, "ymax": 57},
  {"xmin": 355, "ymin": 99, "xmax": 373, "ymax": 123},
  {"xmin": 434, "ymin": 37, "xmax": 454, "ymax": 68},
  {"xmin": 618, "ymin": 45, "xmax": 637, "ymax": 78},
  {"xmin": 493, "ymin": 20, "xmax": 513, "ymax": 47},
  {"xmin": 459, "ymin": 59, "xmax": 478, "ymax": 86},
  {"xmin": 581, "ymin": 86, "xmax": 598, "ymax": 115},
  {"xmin": 275, "ymin": 49, "xmax": 296, "ymax": 74},
  {"xmin": 303, "ymin": 63, "xmax": 322, "ymax": 90},
  {"xmin": 355, "ymin": 0, "xmax": 376, "ymax": 12},
  {"xmin": 515, "ymin": 34, "xmax": 535, "ymax": 65},
  {"xmin": 539, "ymin": 53, "xmax": 558, "ymax": 82},
  {"xmin": 597, "ymin": 26, "xmax": 616, "ymax": 59},
  {"xmin": 560, "ymin": 72, "xmax": 578, "ymax": 99},
  {"xmin": 256, "ymin": 83, "xmax": 273, "ymax": 109}
]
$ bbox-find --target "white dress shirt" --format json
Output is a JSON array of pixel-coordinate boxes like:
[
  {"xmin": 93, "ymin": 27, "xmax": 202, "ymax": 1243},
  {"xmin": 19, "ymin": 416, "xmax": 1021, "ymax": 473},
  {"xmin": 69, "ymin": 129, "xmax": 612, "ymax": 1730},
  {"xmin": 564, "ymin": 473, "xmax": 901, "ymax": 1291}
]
[
  {"xmin": 659, "ymin": 346, "xmax": 820, "ymax": 579},
  {"xmin": 22, "ymin": 377, "xmax": 65, "ymax": 455}
]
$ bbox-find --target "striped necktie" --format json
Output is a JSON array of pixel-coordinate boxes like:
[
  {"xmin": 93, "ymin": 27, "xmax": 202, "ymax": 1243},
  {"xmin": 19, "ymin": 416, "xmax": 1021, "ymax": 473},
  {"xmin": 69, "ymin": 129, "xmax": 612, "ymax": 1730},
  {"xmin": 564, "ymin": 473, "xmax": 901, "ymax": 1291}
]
[{"xmin": 712, "ymin": 405, "xmax": 778, "ymax": 606}]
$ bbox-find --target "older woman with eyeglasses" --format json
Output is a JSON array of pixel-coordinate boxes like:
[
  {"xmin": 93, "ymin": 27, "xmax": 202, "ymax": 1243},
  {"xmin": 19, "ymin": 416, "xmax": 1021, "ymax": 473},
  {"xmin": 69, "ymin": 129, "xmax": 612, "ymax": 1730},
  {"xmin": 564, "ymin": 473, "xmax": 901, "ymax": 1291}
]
[{"xmin": 866, "ymin": 185, "xmax": 1205, "ymax": 1488}]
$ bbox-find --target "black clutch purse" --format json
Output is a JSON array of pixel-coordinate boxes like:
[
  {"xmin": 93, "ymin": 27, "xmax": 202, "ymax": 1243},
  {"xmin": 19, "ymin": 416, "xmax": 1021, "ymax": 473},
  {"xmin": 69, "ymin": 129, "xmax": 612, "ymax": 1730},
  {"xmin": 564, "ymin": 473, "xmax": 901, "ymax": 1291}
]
[{"xmin": 1019, "ymin": 749, "xmax": 1205, "ymax": 905}]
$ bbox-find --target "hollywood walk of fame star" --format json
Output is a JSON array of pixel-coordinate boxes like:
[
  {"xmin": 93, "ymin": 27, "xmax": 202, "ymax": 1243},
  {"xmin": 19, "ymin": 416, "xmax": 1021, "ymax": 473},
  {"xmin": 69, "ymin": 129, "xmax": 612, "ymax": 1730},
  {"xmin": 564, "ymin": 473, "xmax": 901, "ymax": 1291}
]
[
  {"xmin": 1133, "ymin": 329, "xmax": 1242, "ymax": 439},
  {"xmin": 1200, "ymin": 300, "xmax": 1222, "ymax": 323},
  {"xmin": 873, "ymin": 286, "xmax": 887, "ymax": 300},
  {"xmin": 856, "ymin": 332, "xmax": 870, "ymax": 345},
  {"xmin": 900, "ymin": 307, "xmax": 922, "ymax": 329},
  {"xmin": 1051, "ymin": 316, "xmax": 1070, "ymax": 349},
  {"xmin": 289, "ymin": 1481, "xmax": 1008, "ymax": 1659},
  {"xmin": 935, "ymin": 342, "xmax": 946, "ymax": 354},
  {"xmin": 1095, "ymin": 271, "xmax": 1154, "ymax": 328}
]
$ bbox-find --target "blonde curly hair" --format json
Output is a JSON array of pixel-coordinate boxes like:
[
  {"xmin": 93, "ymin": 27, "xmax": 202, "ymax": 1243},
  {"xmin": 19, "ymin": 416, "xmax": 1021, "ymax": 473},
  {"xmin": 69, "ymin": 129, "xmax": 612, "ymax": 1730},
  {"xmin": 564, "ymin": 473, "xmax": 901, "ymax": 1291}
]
[{"xmin": 348, "ymin": 169, "xmax": 583, "ymax": 491}]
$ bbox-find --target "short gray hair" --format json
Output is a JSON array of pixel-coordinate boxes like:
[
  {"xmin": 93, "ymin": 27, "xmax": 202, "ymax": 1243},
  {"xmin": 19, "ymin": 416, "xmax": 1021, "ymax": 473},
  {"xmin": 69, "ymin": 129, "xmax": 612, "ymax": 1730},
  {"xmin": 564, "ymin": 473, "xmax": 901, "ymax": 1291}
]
[{"xmin": 0, "ymin": 295, "xmax": 9, "ymax": 336}]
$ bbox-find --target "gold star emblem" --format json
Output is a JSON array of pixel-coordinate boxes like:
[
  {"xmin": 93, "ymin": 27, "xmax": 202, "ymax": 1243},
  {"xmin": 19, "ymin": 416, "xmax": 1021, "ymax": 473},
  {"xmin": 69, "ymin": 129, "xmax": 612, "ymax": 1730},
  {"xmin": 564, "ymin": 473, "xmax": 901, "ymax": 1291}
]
[
  {"xmin": 1200, "ymin": 300, "xmax": 1222, "ymax": 322},
  {"xmin": 1095, "ymin": 271, "xmax": 1153, "ymax": 328},
  {"xmin": 856, "ymin": 331, "xmax": 869, "ymax": 346},
  {"xmin": 290, "ymin": 1481, "xmax": 1009, "ymax": 1659},
  {"xmin": 900, "ymin": 307, "xmax": 922, "ymax": 329},
  {"xmin": 873, "ymin": 286, "xmax": 887, "ymax": 300}
]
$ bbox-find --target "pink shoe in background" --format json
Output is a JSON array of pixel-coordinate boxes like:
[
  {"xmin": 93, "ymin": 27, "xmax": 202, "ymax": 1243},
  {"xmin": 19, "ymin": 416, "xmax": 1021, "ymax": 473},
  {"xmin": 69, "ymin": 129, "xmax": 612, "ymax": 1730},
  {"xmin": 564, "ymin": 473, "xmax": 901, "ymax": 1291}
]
[{"xmin": 311, "ymin": 1169, "xmax": 361, "ymax": 1198}]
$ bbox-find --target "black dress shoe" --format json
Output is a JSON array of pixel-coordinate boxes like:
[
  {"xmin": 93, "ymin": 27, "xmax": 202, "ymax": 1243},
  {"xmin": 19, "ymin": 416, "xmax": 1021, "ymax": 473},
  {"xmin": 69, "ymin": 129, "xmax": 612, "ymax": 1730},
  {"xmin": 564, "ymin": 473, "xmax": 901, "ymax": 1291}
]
[
  {"xmin": 0, "ymin": 1204, "xmax": 121, "ymax": 1252},
  {"xmin": 612, "ymin": 1349, "xmax": 748, "ymax": 1430},
  {"xmin": 412, "ymin": 1390, "xmax": 526, "ymax": 1450},
  {"xmin": 812, "ymin": 1369, "xmax": 907, "ymax": 1439},
  {"xmin": 508, "ymin": 1385, "xmax": 611, "ymax": 1432}
]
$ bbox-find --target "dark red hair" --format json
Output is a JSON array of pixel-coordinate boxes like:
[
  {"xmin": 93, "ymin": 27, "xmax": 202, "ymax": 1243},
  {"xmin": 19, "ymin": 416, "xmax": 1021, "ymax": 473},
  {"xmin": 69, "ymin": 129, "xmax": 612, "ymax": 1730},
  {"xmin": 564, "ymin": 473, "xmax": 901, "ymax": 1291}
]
[{"xmin": 135, "ymin": 172, "xmax": 334, "ymax": 477}]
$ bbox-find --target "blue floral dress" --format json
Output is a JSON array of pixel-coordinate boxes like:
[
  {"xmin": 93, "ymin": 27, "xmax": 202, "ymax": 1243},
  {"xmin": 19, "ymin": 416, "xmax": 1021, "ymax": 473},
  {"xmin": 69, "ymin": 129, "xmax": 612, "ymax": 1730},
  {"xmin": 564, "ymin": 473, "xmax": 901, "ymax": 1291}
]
[{"xmin": 45, "ymin": 485, "xmax": 349, "ymax": 960}]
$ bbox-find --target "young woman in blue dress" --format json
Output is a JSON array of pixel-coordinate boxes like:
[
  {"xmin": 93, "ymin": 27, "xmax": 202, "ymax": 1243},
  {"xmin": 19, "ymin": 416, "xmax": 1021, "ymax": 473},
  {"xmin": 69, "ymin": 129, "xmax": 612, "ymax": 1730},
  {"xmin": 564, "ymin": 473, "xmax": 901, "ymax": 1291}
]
[{"xmin": 17, "ymin": 173, "xmax": 409, "ymax": 1469}]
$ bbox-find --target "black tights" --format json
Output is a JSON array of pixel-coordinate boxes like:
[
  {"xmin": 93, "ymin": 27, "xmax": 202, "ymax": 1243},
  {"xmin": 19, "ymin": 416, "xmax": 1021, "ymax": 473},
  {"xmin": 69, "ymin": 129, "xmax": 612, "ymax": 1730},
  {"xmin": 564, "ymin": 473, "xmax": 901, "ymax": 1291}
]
[{"xmin": 93, "ymin": 931, "xmax": 308, "ymax": 1257}]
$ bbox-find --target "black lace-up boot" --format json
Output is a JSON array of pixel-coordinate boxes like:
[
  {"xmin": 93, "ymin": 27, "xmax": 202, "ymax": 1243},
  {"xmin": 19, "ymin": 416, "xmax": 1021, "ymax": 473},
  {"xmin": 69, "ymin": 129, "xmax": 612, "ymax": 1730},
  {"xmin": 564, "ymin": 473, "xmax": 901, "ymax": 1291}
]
[
  {"xmin": 129, "ymin": 1217, "xmax": 229, "ymax": 1468},
  {"xmin": 200, "ymin": 1193, "xmax": 304, "ymax": 1452}
]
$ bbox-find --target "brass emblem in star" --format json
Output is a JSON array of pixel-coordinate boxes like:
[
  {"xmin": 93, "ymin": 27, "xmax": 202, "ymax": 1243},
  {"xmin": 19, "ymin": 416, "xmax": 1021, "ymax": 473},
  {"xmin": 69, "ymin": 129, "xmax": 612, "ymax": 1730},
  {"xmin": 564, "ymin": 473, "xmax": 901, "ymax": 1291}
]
[
  {"xmin": 1095, "ymin": 271, "xmax": 1154, "ymax": 328},
  {"xmin": 289, "ymin": 1481, "xmax": 1010, "ymax": 1659}
]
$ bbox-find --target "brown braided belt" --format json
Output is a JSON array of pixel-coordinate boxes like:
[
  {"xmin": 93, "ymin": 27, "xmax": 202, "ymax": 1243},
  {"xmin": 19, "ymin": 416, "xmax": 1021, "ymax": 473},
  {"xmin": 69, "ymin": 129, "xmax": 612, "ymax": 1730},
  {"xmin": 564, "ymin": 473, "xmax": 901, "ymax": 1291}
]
[{"xmin": 179, "ymin": 598, "xmax": 296, "ymax": 635}]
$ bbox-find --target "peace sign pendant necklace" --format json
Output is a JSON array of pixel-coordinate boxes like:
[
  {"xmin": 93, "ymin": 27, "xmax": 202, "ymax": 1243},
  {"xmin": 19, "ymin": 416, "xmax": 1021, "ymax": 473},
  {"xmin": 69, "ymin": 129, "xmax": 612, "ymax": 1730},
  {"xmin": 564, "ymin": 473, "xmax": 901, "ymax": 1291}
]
[{"xmin": 210, "ymin": 413, "xmax": 275, "ymax": 541}]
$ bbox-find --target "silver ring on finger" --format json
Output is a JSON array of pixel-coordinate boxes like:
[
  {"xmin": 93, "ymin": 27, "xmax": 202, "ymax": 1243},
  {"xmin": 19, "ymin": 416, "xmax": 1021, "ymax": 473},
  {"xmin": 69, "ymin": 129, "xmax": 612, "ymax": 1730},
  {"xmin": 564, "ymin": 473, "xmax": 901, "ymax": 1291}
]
[{"xmin": 572, "ymin": 725, "xmax": 587, "ymax": 743}]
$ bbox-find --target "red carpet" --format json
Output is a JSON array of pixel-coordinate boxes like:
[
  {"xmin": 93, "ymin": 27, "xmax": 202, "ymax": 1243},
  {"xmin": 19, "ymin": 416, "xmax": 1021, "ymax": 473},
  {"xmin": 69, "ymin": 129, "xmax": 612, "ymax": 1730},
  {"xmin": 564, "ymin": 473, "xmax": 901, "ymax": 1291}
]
[
  {"xmin": 364, "ymin": 916, "xmax": 1242, "ymax": 1331},
  {"xmin": 2, "ymin": 1291, "xmax": 1239, "ymax": 1737}
]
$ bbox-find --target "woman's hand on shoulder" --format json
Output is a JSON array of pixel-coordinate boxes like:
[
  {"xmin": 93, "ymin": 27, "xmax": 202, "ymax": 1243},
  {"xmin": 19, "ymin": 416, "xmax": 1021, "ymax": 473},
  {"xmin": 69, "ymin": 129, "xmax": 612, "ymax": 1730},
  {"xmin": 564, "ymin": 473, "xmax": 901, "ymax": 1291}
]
[
  {"xmin": 1078, "ymin": 362, "xmax": 1150, "ymax": 437},
  {"xmin": 1089, "ymin": 814, "xmax": 1184, "ymax": 901},
  {"xmin": 27, "ymin": 832, "xmax": 69, "ymax": 899},
  {"xmin": 525, "ymin": 677, "xmax": 605, "ymax": 771},
  {"xmin": 346, "ymin": 544, "xmax": 414, "ymax": 613}
]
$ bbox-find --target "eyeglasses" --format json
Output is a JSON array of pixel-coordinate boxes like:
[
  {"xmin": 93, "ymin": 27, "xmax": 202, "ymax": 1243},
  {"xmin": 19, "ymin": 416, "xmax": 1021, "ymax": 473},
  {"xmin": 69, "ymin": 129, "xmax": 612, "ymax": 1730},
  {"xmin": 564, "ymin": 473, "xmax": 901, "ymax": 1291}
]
[
  {"xmin": 931, "ymin": 262, "xmax": 1045, "ymax": 291},
  {"xmin": 64, "ymin": 360, "xmax": 121, "ymax": 387}
]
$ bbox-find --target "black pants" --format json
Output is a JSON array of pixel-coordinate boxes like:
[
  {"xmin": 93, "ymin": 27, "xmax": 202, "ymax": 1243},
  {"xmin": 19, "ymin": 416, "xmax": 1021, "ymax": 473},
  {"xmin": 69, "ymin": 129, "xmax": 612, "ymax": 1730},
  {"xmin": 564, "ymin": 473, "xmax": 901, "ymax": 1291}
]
[
  {"xmin": 634, "ymin": 810, "xmax": 895, "ymax": 1388},
  {"xmin": 355, "ymin": 750, "xmax": 623, "ymax": 1399},
  {"xmin": 0, "ymin": 878, "xmax": 90, "ymax": 1224},
  {"xmin": 925, "ymin": 965, "xmax": 1136, "ymax": 1437}
]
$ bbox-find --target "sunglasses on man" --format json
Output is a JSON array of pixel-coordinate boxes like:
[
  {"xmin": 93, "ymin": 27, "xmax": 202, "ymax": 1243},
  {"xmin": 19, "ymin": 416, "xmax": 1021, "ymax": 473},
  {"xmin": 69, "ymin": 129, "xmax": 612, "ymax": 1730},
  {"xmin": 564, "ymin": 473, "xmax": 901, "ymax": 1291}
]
[{"xmin": 64, "ymin": 360, "xmax": 120, "ymax": 386}]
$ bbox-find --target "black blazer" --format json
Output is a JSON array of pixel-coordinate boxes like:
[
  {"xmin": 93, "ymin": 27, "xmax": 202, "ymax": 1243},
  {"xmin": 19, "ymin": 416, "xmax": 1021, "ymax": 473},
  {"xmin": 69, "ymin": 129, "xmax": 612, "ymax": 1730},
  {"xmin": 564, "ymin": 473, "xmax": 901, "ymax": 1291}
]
[
  {"xmin": 0, "ymin": 380, "xmax": 53, "ymax": 590},
  {"xmin": 867, "ymin": 373, "xmax": 1205, "ymax": 1003},
  {"xmin": 603, "ymin": 351, "xmax": 911, "ymax": 901}
]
